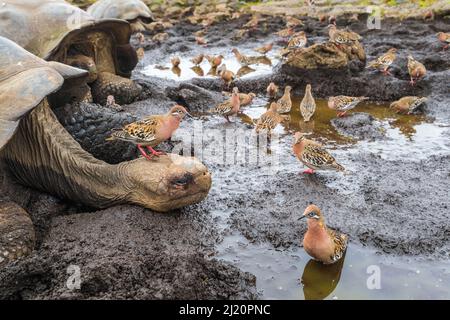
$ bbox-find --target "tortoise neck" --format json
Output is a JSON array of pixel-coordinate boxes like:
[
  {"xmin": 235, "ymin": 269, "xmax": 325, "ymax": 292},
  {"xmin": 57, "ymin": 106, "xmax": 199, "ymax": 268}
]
[{"xmin": 1, "ymin": 100, "xmax": 129, "ymax": 208}]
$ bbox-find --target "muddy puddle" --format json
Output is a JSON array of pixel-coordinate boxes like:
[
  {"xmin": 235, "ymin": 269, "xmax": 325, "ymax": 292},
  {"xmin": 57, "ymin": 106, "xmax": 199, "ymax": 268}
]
[
  {"xmin": 217, "ymin": 233, "xmax": 450, "ymax": 299},
  {"xmin": 176, "ymin": 94, "xmax": 450, "ymax": 299},
  {"xmin": 141, "ymin": 51, "xmax": 279, "ymax": 81}
]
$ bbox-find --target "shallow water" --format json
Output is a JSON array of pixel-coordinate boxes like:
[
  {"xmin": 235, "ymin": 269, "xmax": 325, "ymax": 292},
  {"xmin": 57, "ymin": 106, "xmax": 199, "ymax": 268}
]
[
  {"xmin": 141, "ymin": 50, "xmax": 279, "ymax": 81},
  {"xmin": 217, "ymin": 232, "xmax": 450, "ymax": 300},
  {"xmin": 144, "ymin": 52, "xmax": 450, "ymax": 299},
  {"xmin": 200, "ymin": 95, "xmax": 450, "ymax": 299}
]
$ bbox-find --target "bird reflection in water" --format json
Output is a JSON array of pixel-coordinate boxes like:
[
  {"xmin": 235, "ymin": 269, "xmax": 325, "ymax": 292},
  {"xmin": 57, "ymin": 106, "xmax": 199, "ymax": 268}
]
[
  {"xmin": 207, "ymin": 66, "xmax": 217, "ymax": 76},
  {"xmin": 301, "ymin": 251, "xmax": 346, "ymax": 300},
  {"xmin": 191, "ymin": 66, "xmax": 204, "ymax": 77},
  {"xmin": 171, "ymin": 66, "xmax": 181, "ymax": 77}
]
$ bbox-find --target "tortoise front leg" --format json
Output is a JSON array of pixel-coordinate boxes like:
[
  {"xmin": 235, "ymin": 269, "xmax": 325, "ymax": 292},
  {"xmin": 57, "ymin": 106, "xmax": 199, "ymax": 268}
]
[
  {"xmin": 0, "ymin": 202, "xmax": 35, "ymax": 268},
  {"xmin": 90, "ymin": 72, "xmax": 142, "ymax": 105}
]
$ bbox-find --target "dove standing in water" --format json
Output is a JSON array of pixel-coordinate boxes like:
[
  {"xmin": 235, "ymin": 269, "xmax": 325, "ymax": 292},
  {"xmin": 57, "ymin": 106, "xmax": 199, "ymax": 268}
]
[
  {"xmin": 328, "ymin": 96, "xmax": 368, "ymax": 117},
  {"xmin": 300, "ymin": 204, "xmax": 348, "ymax": 264},
  {"xmin": 276, "ymin": 86, "xmax": 293, "ymax": 114},
  {"xmin": 300, "ymin": 84, "xmax": 316, "ymax": 122},
  {"xmin": 255, "ymin": 102, "xmax": 283, "ymax": 133}
]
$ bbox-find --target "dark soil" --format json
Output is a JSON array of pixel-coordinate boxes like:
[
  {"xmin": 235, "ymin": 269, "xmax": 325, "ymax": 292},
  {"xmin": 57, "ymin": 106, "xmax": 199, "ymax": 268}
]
[{"xmin": 0, "ymin": 14, "xmax": 449, "ymax": 299}]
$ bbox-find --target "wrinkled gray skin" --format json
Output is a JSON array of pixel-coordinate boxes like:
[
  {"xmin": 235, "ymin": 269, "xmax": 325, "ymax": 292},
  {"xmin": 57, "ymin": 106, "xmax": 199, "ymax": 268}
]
[{"xmin": 0, "ymin": 36, "xmax": 211, "ymax": 269}]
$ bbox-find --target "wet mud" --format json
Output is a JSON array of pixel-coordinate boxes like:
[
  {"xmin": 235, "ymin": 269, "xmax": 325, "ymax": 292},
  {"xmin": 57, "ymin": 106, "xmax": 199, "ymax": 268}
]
[{"xmin": 1, "ymin": 14, "xmax": 449, "ymax": 299}]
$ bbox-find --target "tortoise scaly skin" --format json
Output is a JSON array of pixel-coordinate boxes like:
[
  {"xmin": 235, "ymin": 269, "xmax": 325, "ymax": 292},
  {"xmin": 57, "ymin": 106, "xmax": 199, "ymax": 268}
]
[{"xmin": 0, "ymin": 36, "xmax": 212, "ymax": 268}]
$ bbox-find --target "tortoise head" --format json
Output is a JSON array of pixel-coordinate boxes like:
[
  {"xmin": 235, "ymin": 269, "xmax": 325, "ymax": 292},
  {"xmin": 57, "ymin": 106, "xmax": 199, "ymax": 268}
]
[
  {"xmin": 121, "ymin": 155, "xmax": 212, "ymax": 212},
  {"xmin": 66, "ymin": 54, "xmax": 98, "ymax": 83}
]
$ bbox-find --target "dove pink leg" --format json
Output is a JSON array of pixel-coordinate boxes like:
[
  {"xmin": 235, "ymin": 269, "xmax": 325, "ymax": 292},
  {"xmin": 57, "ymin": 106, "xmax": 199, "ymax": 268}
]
[
  {"xmin": 382, "ymin": 67, "xmax": 392, "ymax": 76},
  {"xmin": 137, "ymin": 144, "xmax": 154, "ymax": 160},
  {"xmin": 146, "ymin": 146, "xmax": 166, "ymax": 157},
  {"xmin": 303, "ymin": 168, "xmax": 315, "ymax": 174}
]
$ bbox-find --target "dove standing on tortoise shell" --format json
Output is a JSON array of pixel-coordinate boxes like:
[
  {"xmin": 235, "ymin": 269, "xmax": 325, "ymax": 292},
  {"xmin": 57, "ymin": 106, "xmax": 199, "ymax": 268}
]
[
  {"xmin": 293, "ymin": 132, "xmax": 345, "ymax": 174},
  {"xmin": 437, "ymin": 32, "xmax": 450, "ymax": 50},
  {"xmin": 390, "ymin": 96, "xmax": 427, "ymax": 114},
  {"xmin": 300, "ymin": 204, "xmax": 348, "ymax": 264},
  {"xmin": 209, "ymin": 87, "xmax": 241, "ymax": 122},
  {"xmin": 300, "ymin": 84, "xmax": 316, "ymax": 122},
  {"xmin": 328, "ymin": 96, "xmax": 368, "ymax": 117},
  {"xmin": 366, "ymin": 48, "xmax": 397, "ymax": 76},
  {"xmin": 255, "ymin": 102, "xmax": 283, "ymax": 133},
  {"xmin": 107, "ymin": 105, "xmax": 191, "ymax": 160},
  {"xmin": 277, "ymin": 86, "xmax": 293, "ymax": 114},
  {"xmin": 407, "ymin": 55, "xmax": 427, "ymax": 86}
]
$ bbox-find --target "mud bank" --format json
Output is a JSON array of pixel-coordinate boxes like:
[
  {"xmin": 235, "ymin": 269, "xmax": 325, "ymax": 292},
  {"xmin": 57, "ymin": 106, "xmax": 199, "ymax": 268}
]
[{"xmin": 1, "ymin": 14, "xmax": 449, "ymax": 299}]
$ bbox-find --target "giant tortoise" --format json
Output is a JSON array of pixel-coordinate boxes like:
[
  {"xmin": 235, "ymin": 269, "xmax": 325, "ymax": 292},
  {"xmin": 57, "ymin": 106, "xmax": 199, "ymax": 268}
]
[
  {"xmin": 0, "ymin": 0, "xmax": 142, "ymax": 105},
  {"xmin": 87, "ymin": 0, "xmax": 155, "ymax": 33},
  {"xmin": 0, "ymin": 36, "xmax": 212, "ymax": 267}
]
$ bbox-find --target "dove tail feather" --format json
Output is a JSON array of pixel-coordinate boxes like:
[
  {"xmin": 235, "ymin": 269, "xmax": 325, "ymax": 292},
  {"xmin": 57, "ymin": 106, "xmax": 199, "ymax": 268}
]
[{"xmin": 333, "ymin": 162, "xmax": 346, "ymax": 172}]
